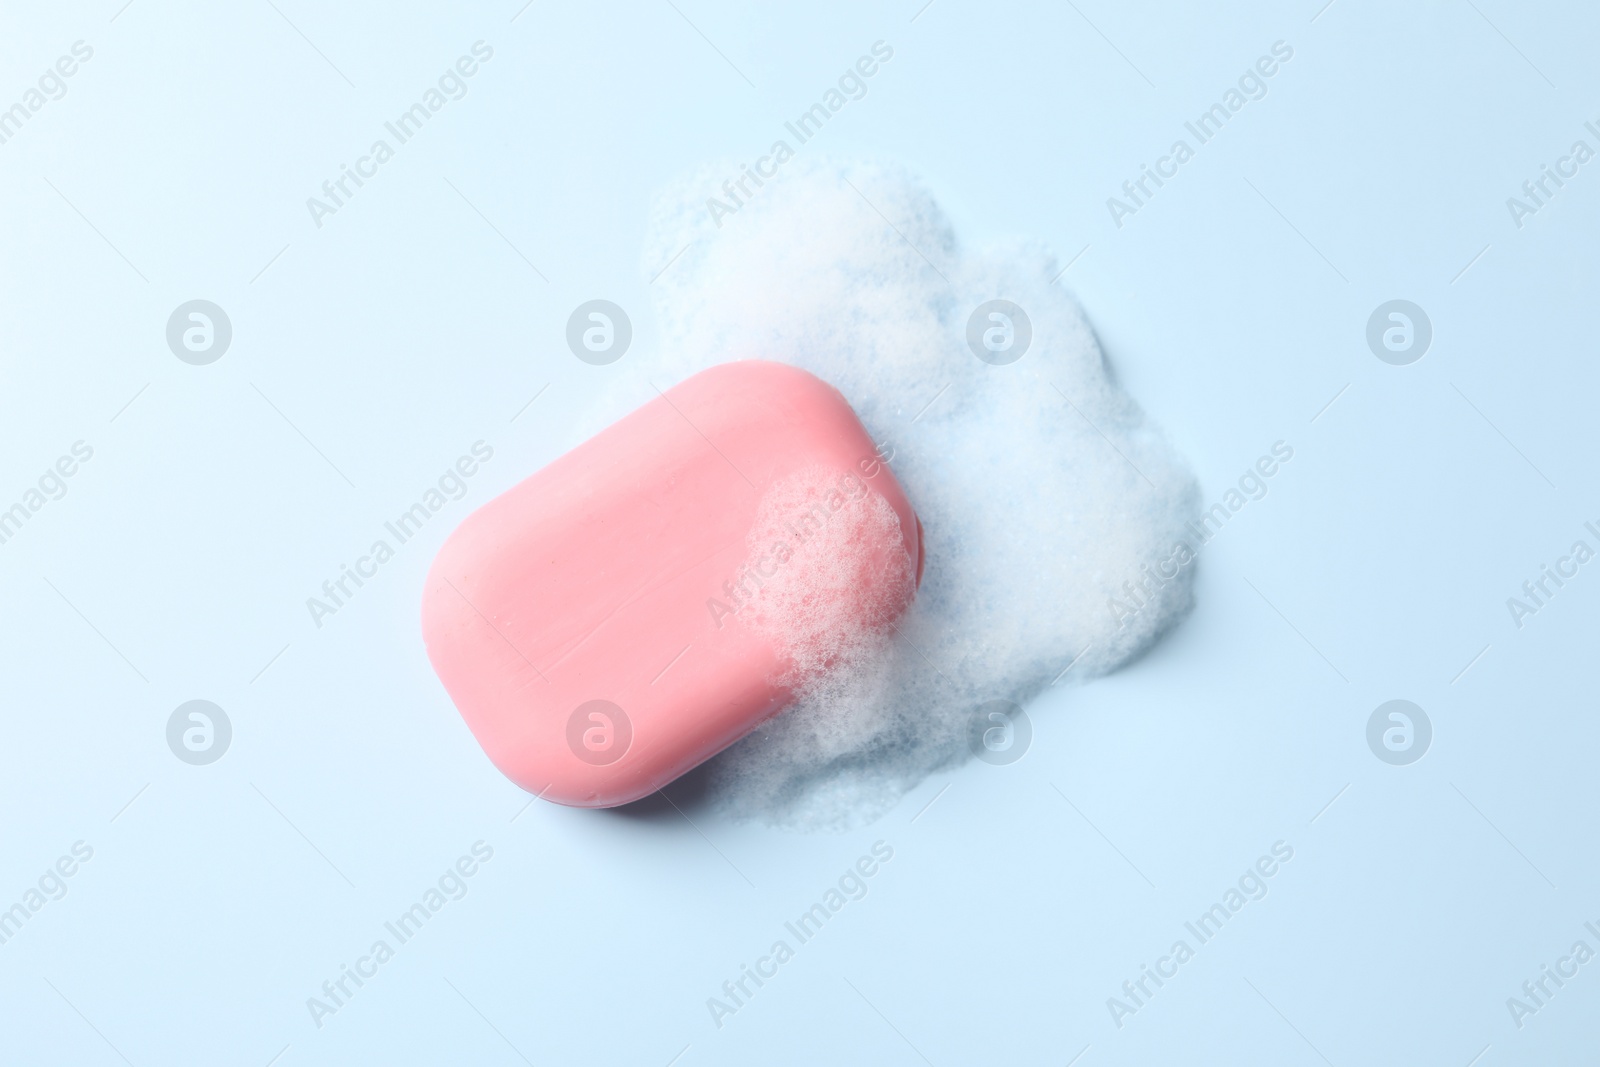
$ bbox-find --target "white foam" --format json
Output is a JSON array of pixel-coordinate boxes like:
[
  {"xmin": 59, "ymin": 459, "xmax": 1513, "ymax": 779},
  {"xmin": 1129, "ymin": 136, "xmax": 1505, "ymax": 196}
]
[
  {"xmin": 615, "ymin": 159, "xmax": 1197, "ymax": 830},
  {"xmin": 738, "ymin": 465, "xmax": 916, "ymax": 684}
]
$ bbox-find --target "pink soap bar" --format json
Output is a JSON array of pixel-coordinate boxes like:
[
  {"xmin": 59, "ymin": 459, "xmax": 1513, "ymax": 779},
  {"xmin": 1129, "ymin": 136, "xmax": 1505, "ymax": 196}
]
[{"xmin": 422, "ymin": 361, "xmax": 923, "ymax": 808}]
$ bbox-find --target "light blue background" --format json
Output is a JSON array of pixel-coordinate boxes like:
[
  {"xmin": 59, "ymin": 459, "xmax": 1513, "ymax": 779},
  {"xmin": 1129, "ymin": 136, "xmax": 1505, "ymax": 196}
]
[{"xmin": 2, "ymin": 1, "xmax": 1596, "ymax": 1063}]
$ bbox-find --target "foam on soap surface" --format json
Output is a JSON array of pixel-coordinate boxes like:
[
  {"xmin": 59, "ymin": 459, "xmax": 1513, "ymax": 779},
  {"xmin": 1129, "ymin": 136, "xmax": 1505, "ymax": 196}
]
[
  {"xmin": 609, "ymin": 160, "xmax": 1197, "ymax": 830},
  {"xmin": 741, "ymin": 465, "xmax": 916, "ymax": 684}
]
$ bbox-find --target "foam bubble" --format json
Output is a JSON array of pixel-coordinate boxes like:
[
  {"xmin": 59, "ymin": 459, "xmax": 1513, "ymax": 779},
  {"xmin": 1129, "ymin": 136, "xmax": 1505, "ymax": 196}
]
[
  {"xmin": 739, "ymin": 465, "xmax": 916, "ymax": 685},
  {"xmin": 604, "ymin": 159, "xmax": 1197, "ymax": 831}
]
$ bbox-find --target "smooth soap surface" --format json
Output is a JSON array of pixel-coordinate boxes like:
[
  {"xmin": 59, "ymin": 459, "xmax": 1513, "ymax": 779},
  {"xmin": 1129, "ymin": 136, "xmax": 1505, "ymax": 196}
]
[{"xmin": 422, "ymin": 361, "xmax": 922, "ymax": 808}]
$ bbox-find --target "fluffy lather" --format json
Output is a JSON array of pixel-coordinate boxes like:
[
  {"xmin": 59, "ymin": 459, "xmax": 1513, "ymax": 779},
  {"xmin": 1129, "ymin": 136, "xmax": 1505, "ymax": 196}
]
[{"xmin": 592, "ymin": 159, "xmax": 1197, "ymax": 831}]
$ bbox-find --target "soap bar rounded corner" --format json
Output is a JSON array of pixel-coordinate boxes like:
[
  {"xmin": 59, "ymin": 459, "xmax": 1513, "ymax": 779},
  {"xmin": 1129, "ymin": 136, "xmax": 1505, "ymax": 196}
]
[{"xmin": 421, "ymin": 359, "xmax": 923, "ymax": 809}]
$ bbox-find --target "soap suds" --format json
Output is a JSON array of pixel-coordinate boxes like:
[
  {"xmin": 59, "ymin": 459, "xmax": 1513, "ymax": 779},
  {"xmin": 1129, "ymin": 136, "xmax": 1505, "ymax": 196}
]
[
  {"xmin": 736, "ymin": 465, "xmax": 916, "ymax": 687},
  {"xmin": 605, "ymin": 159, "xmax": 1197, "ymax": 830}
]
